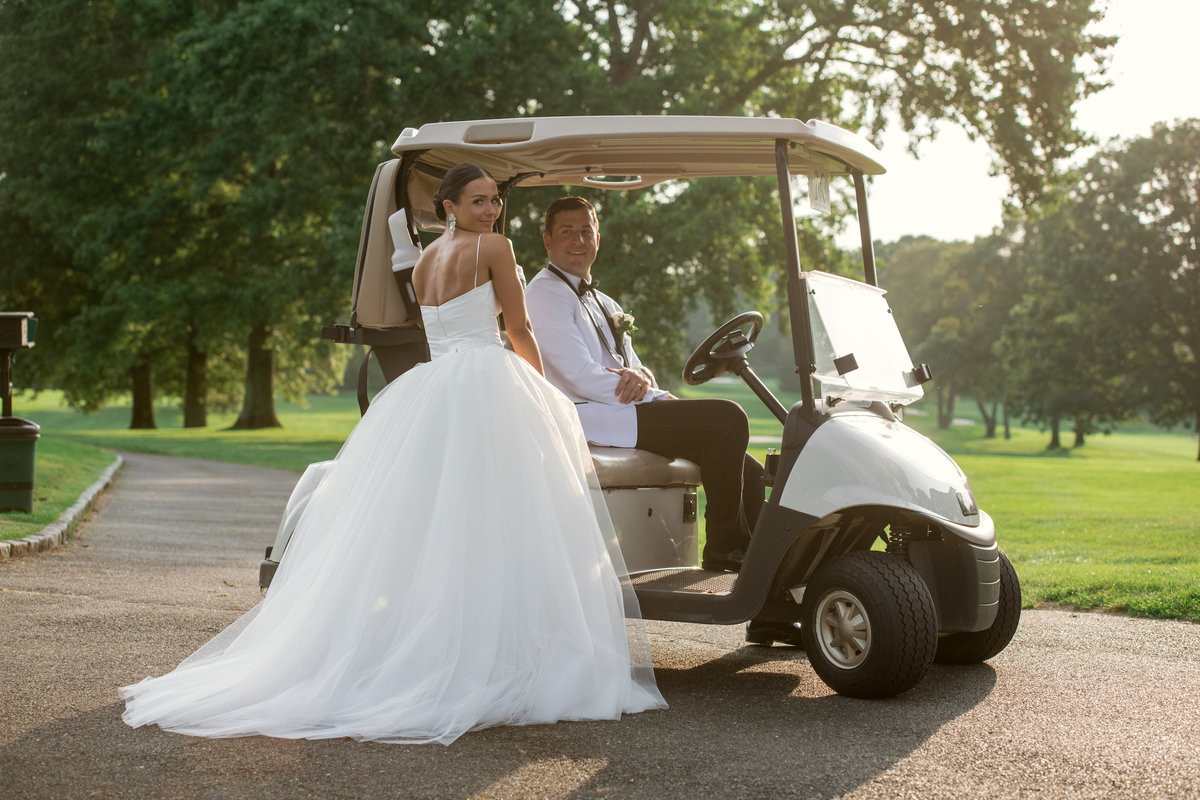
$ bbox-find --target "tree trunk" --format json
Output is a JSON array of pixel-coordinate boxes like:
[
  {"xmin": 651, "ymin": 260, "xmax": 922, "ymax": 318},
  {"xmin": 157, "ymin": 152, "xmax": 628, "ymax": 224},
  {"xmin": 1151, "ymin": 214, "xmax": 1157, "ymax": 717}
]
[
  {"xmin": 1003, "ymin": 402, "xmax": 1011, "ymax": 440},
  {"xmin": 1073, "ymin": 417, "xmax": 1086, "ymax": 448},
  {"xmin": 183, "ymin": 339, "xmax": 207, "ymax": 428},
  {"xmin": 1047, "ymin": 418, "xmax": 1061, "ymax": 449},
  {"xmin": 233, "ymin": 322, "xmax": 281, "ymax": 429},
  {"xmin": 978, "ymin": 397, "xmax": 998, "ymax": 438},
  {"xmin": 937, "ymin": 385, "xmax": 955, "ymax": 429},
  {"xmin": 129, "ymin": 360, "xmax": 156, "ymax": 429},
  {"xmin": 1195, "ymin": 412, "xmax": 1199, "ymax": 461}
]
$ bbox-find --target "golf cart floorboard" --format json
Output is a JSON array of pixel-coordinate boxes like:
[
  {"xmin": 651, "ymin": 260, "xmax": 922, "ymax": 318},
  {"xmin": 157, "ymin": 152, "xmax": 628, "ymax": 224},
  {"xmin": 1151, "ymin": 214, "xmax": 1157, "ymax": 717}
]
[{"xmin": 630, "ymin": 568, "xmax": 736, "ymax": 595}]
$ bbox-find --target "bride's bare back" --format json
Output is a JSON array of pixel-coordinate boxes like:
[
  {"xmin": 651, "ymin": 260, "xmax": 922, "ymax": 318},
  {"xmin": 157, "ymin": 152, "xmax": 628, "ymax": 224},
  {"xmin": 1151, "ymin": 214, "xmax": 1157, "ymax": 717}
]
[
  {"xmin": 412, "ymin": 230, "xmax": 544, "ymax": 375},
  {"xmin": 412, "ymin": 232, "xmax": 495, "ymax": 307}
]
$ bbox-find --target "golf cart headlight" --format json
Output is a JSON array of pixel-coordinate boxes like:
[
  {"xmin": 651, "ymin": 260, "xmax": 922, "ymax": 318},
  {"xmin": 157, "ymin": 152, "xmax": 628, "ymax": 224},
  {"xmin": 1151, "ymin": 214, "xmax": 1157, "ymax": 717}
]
[{"xmin": 956, "ymin": 487, "xmax": 979, "ymax": 518}]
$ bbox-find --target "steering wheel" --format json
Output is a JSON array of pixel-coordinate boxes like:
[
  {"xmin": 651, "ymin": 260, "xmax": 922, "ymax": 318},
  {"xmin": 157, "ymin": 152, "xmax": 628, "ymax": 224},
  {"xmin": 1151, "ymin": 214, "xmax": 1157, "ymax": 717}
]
[{"xmin": 682, "ymin": 311, "xmax": 764, "ymax": 386}]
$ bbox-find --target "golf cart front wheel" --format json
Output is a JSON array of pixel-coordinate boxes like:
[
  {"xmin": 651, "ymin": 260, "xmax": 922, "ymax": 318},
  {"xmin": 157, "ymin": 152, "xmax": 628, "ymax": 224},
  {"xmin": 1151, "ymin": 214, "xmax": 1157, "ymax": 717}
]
[{"xmin": 801, "ymin": 551, "xmax": 937, "ymax": 698}]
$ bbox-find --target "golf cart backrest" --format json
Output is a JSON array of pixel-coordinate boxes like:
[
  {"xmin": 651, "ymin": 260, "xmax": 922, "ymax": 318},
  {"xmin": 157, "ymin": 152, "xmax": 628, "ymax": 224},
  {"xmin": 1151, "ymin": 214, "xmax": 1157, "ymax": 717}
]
[
  {"xmin": 324, "ymin": 159, "xmax": 429, "ymax": 391},
  {"xmin": 349, "ymin": 159, "xmax": 418, "ymax": 330}
]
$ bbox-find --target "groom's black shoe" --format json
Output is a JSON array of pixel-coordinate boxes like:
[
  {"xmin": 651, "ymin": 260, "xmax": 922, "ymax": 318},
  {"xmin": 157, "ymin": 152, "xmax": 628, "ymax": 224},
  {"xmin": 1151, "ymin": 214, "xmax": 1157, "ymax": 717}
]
[{"xmin": 701, "ymin": 548, "xmax": 744, "ymax": 573}]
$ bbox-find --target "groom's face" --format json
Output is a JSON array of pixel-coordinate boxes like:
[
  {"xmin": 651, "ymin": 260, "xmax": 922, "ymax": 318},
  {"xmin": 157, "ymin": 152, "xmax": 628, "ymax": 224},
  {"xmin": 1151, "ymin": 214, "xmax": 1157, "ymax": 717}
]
[{"xmin": 543, "ymin": 208, "xmax": 600, "ymax": 279}]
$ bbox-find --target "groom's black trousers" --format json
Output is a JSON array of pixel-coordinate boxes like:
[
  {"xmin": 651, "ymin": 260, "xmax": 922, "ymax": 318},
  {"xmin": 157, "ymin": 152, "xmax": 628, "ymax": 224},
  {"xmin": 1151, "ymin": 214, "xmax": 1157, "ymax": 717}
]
[{"xmin": 635, "ymin": 398, "xmax": 764, "ymax": 557}]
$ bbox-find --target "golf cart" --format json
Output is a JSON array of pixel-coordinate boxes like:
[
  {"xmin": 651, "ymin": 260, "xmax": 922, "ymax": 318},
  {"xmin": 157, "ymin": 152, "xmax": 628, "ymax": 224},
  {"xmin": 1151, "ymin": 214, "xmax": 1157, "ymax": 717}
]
[{"xmin": 259, "ymin": 116, "xmax": 1020, "ymax": 698}]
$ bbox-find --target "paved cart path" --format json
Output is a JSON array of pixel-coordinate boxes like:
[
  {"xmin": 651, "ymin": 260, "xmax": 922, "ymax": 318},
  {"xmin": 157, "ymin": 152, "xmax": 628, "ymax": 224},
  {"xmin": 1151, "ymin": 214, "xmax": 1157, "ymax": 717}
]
[{"xmin": 1, "ymin": 452, "xmax": 1198, "ymax": 800}]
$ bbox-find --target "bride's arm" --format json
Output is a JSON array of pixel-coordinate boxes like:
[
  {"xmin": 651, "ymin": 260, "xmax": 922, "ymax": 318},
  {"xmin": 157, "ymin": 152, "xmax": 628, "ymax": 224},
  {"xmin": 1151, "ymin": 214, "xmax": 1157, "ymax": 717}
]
[{"xmin": 488, "ymin": 235, "xmax": 545, "ymax": 376}]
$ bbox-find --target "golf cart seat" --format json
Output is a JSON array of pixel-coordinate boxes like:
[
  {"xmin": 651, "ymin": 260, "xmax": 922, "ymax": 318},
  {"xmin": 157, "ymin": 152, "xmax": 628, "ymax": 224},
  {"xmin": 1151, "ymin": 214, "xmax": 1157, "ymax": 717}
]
[
  {"xmin": 589, "ymin": 446, "xmax": 701, "ymax": 488},
  {"xmin": 588, "ymin": 446, "xmax": 701, "ymax": 572}
]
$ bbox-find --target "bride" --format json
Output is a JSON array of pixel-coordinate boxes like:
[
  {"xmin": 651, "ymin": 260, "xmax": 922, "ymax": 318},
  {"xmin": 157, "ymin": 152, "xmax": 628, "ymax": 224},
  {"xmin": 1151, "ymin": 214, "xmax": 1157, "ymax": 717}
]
[{"xmin": 120, "ymin": 163, "xmax": 666, "ymax": 744}]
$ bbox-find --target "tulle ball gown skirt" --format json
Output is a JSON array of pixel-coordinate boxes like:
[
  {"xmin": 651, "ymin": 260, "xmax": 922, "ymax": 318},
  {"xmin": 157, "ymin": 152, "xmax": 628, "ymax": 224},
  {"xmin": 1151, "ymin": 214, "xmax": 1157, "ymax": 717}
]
[{"xmin": 120, "ymin": 343, "xmax": 665, "ymax": 744}]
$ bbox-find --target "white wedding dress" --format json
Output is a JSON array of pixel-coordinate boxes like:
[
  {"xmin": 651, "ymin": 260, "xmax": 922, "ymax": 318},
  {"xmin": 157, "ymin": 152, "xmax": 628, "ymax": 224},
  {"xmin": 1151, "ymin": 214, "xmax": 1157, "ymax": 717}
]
[{"xmin": 121, "ymin": 280, "xmax": 666, "ymax": 744}]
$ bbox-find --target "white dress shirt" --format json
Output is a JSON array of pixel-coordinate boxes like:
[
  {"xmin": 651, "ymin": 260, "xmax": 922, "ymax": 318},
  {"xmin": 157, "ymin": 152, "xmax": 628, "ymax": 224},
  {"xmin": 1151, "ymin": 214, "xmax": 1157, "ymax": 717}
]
[{"xmin": 525, "ymin": 266, "xmax": 669, "ymax": 446}]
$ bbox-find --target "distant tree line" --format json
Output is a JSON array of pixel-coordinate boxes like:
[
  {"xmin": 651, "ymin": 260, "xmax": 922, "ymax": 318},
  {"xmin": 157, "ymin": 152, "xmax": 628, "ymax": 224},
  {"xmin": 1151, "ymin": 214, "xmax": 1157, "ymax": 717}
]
[
  {"xmin": 879, "ymin": 120, "xmax": 1200, "ymax": 459},
  {"xmin": 2, "ymin": 1, "xmax": 1113, "ymax": 431}
]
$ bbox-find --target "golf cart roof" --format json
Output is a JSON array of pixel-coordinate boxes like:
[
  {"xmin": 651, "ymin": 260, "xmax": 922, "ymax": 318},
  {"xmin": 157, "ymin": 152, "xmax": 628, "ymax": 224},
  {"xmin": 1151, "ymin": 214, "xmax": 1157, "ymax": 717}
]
[{"xmin": 390, "ymin": 115, "xmax": 885, "ymax": 195}]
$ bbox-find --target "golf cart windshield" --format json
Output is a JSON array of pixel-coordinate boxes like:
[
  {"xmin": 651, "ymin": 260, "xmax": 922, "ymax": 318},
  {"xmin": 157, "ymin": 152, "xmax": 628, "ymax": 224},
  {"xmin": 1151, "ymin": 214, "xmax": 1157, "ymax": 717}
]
[{"xmin": 806, "ymin": 270, "xmax": 924, "ymax": 407}]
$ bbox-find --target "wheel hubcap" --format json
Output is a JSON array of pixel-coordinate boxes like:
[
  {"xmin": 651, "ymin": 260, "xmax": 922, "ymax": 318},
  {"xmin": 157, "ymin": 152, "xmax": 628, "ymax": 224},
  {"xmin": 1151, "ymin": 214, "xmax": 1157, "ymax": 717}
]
[{"xmin": 815, "ymin": 589, "xmax": 871, "ymax": 669}]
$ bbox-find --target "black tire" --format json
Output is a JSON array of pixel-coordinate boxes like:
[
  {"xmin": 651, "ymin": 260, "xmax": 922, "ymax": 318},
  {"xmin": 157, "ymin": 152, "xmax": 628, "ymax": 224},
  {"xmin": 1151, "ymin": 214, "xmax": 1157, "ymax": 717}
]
[
  {"xmin": 801, "ymin": 551, "xmax": 937, "ymax": 698},
  {"xmin": 934, "ymin": 549, "xmax": 1022, "ymax": 664}
]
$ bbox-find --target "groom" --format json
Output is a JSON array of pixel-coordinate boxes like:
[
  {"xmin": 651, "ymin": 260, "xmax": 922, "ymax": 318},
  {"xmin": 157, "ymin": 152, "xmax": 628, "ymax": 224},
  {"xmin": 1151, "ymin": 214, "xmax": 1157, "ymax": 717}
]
[{"xmin": 524, "ymin": 196, "xmax": 763, "ymax": 573}]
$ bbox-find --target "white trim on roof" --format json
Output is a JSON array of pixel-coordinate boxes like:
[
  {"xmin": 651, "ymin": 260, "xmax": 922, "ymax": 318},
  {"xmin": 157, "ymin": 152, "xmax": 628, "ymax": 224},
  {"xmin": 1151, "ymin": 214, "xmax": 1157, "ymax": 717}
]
[{"xmin": 389, "ymin": 115, "xmax": 885, "ymax": 189}]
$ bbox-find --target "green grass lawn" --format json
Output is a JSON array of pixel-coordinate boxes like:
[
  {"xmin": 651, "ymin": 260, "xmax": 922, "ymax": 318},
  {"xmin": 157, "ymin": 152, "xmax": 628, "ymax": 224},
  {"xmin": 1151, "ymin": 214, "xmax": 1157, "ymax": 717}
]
[
  {"xmin": 679, "ymin": 380, "xmax": 1200, "ymax": 623},
  {"xmin": 0, "ymin": 436, "xmax": 117, "ymax": 542},
  {"xmin": 5, "ymin": 384, "xmax": 1199, "ymax": 623},
  {"xmin": 13, "ymin": 391, "xmax": 355, "ymax": 472},
  {"xmin": 2, "ymin": 391, "xmax": 356, "ymax": 542},
  {"xmin": 920, "ymin": 418, "xmax": 1200, "ymax": 623}
]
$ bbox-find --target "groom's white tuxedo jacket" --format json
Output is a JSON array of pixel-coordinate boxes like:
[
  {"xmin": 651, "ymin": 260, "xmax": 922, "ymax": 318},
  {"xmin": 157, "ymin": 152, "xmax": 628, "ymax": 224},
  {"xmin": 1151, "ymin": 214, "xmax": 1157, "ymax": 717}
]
[{"xmin": 525, "ymin": 266, "xmax": 669, "ymax": 447}]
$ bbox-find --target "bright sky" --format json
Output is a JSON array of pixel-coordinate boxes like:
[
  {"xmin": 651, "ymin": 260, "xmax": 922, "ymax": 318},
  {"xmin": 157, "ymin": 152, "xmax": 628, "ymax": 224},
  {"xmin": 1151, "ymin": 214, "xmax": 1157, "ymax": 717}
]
[{"xmin": 861, "ymin": 0, "xmax": 1200, "ymax": 244}]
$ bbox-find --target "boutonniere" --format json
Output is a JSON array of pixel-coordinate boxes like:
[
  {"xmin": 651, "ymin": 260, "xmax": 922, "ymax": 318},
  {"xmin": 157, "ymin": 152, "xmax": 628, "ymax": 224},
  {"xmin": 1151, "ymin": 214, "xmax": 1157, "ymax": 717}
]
[{"xmin": 613, "ymin": 312, "xmax": 637, "ymax": 338}]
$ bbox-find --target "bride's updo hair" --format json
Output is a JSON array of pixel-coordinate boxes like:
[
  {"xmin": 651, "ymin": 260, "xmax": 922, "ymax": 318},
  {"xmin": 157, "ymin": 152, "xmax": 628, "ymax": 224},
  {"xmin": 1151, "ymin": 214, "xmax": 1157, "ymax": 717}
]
[{"xmin": 433, "ymin": 163, "xmax": 493, "ymax": 222}]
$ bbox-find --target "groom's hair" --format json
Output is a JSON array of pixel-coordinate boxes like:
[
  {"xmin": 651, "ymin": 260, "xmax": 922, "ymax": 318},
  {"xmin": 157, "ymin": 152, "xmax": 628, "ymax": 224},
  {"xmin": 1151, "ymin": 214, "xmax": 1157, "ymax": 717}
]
[{"xmin": 544, "ymin": 196, "xmax": 598, "ymax": 234}]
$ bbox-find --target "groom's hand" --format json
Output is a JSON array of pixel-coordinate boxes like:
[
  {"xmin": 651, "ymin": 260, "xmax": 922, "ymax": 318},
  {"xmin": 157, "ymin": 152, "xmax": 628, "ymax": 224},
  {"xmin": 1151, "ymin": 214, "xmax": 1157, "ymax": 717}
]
[{"xmin": 607, "ymin": 367, "xmax": 650, "ymax": 403}]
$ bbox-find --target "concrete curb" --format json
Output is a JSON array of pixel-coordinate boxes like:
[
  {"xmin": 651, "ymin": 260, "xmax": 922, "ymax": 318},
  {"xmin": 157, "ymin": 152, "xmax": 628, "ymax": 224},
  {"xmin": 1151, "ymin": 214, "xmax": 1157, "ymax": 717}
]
[{"xmin": 0, "ymin": 453, "xmax": 124, "ymax": 561}]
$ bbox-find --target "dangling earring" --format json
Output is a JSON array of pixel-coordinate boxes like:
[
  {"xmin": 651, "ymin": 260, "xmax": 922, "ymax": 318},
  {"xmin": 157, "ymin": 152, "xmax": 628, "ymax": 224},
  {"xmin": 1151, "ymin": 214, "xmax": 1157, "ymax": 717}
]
[{"xmin": 448, "ymin": 212, "xmax": 457, "ymax": 240}]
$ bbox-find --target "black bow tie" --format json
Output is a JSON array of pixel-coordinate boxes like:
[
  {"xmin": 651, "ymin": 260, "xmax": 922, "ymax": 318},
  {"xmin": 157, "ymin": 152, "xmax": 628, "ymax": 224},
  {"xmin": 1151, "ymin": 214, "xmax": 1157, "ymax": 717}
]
[{"xmin": 546, "ymin": 265, "xmax": 599, "ymax": 297}]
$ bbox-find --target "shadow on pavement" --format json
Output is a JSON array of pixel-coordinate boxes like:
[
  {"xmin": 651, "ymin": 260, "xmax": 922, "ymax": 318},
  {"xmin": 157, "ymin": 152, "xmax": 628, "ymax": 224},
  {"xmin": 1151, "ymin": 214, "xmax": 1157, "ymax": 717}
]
[{"xmin": 0, "ymin": 646, "xmax": 997, "ymax": 800}]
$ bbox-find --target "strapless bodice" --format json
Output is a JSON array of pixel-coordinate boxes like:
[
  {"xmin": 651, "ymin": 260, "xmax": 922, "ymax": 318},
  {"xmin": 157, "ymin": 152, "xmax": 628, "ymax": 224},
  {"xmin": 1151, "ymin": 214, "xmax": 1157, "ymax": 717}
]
[{"xmin": 419, "ymin": 282, "xmax": 502, "ymax": 359}]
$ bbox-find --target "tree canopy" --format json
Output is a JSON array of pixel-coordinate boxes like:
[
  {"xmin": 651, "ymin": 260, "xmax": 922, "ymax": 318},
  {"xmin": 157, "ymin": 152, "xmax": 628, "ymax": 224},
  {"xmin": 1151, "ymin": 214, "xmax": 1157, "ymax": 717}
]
[
  {"xmin": 885, "ymin": 121, "xmax": 1200, "ymax": 457},
  {"xmin": 563, "ymin": 0, "xmax": 1111, "ymax": 197},
  {"xmin": 1, "ymin": 0, "xmax": 1116, "ymax": 426},
  {"xmin": 1073, "ymin": 121, "xmax": 1200, "ymax": 454}
]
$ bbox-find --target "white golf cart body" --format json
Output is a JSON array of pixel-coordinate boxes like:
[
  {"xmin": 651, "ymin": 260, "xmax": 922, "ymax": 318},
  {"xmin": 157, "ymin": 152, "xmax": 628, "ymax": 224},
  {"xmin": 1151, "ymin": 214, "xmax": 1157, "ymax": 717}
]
[{"xmin": 261, "ymin": 115, "xmax": 1019, "ymax": 698}]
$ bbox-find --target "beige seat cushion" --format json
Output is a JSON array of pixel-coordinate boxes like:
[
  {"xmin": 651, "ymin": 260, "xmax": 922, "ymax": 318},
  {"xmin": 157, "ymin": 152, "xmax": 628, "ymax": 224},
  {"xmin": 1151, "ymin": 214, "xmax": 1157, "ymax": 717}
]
[{"xmin": 589, "ymin": 446, "xmax": 701, "ymax": 489}]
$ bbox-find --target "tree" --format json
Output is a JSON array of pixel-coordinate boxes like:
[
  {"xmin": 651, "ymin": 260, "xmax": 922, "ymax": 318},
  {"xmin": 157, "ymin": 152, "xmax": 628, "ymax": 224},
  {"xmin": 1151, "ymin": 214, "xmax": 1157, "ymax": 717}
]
[
  {"xmin": 997, "ymin": 122, "xmax": 1200, "ymax": 457},
  {"xmin": 1075, "ymin": 121, "xmax": 1200, "ymax": 458},
  {"xmin": 925, "ymin": 228, "xmax": 1031, "ymax": 438},
  {"xmin": 876, "ymin": 236, "xmax": 972, "ymax": 428},
  {"xmin": 996, "ymin": 195, "xmax": 1134, "ymax": 448},
  {"xmin": 4, "ymin": 0, "xmax": 1115, "ymax": 420},
  {"xmin": 0, "ymin": 0, "xmax": 155, "ymax": 419},
  {"xmin": 1, "ymin": 0, "xmax": 468, "ymax": 426},
  {"xmin": 527, "ymin": 0, "xmax": 1113, "ymax": 373},
  {"xmin": 564, "ymin": 0, "xmax": 1112, "ymax": 200},
  {"xmin": 40, "ymin": 0, "xmax": 590, "ymax": 427},
  {"xmin": 96, "ymin": 1, "xmax": 436, "ymax": 427}
]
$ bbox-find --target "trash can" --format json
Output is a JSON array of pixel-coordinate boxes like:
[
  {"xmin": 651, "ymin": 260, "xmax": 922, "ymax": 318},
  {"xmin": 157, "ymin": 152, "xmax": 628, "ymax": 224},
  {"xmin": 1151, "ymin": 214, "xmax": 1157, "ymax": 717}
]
[{"xmin": 0, "ymin": 417, "xmax": 39, "ymax": 512}]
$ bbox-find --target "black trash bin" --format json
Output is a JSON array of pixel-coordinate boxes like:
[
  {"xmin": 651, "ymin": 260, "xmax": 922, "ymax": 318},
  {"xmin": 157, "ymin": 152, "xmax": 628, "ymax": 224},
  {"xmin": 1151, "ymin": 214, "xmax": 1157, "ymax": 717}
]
[{"xmin": 0, "ymin": 417, "xmax": 40, "ymax": 512}]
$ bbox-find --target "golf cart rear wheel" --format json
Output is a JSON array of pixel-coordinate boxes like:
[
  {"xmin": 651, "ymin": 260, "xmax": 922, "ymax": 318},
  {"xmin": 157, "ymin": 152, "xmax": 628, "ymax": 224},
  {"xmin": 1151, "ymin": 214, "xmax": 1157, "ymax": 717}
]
[
  {"xmin": 934, "ymin": 549, "xmax": 1022, "ymax": 664},
  {"xmin": 801, "ymin": 551, "xmax": 937, "ymax": 698}
]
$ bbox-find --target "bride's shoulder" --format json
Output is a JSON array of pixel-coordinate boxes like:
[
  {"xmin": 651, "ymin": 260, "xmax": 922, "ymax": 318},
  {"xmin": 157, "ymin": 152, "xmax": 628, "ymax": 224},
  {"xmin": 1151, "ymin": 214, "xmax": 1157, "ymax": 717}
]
[
  {"xmin": 479, "ymin": 231, "xmax": 516, "ymax": 260},
  {"xmin": 479, "ymin": 230, "xmax": 513, "ymax": 248}
]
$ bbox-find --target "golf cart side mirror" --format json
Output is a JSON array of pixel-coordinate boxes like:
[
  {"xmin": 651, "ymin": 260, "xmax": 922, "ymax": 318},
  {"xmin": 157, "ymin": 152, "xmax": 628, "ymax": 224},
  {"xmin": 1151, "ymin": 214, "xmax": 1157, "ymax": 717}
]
[{"xmin": 906, "ymin": 364, "xmax": 933, "ymax": 386}]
